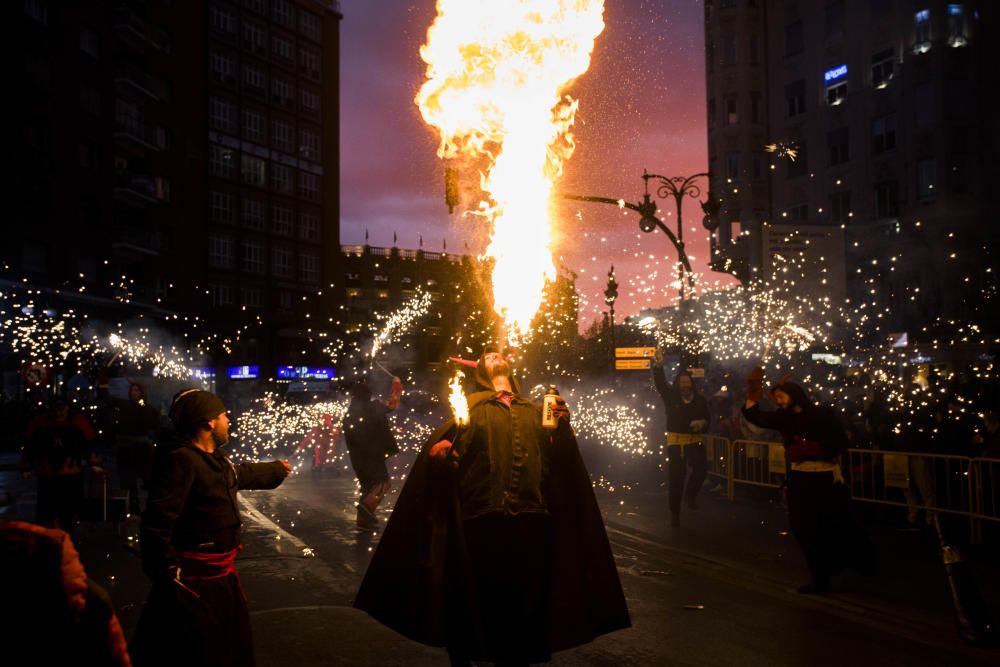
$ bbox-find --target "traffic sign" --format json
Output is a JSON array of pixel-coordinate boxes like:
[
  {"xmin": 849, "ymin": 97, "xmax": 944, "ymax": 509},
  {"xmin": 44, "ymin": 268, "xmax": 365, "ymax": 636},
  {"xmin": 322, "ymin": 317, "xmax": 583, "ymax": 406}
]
[
  {"xmin": 615, "ymin": 347, "xmax": 657, "ymax": 359},
  {"xmin": 21, "ymin": 363, "xmax": 51, "ymax": 387},
  {"xmin": 615, "ymin": 358, "xmax": 652, "ymax": 370}
]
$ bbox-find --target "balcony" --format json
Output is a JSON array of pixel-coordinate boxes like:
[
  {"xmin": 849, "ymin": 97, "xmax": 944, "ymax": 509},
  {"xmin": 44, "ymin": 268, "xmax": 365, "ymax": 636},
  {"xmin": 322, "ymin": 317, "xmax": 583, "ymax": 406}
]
[
  {"xmin": 113, "ymin": 172, "xmax": 167, "ymax": 206},
  {"xmin": 112, "ymin": 225, "xmax": 162, "ymax": 259},
  {"xmin": 114, "ymin": 117, "xmax": 162, "ymax": 152},
  {"xmin": 115, "ymin": 63, "xmax": 166, "ymax": 100},
  {"xmin": 113, "ymin": 8, "xmax": 146, "ymax": 48}
]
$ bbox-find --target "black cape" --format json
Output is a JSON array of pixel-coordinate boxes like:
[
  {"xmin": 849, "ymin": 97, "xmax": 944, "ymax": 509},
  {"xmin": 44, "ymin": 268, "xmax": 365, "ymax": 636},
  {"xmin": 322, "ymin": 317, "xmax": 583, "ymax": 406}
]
[{"xmin": 353, "ymin": 391, "xmax": 631, "ymax": 656}]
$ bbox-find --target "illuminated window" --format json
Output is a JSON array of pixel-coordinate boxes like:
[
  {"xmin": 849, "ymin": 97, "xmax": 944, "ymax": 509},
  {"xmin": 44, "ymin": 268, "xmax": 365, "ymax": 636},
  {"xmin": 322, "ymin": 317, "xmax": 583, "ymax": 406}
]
[
  {"xmin": 824, "ymin": 64, "xmax": 848, "ymax": 106},
  {"xmin": 725, "ymin": 96, "xmax": 738, "ymax": 125},
  {"xmin": 947, "ymin": 5, "xmax": 967, "ymax": 47},
  {"xmin": 914, "ymin": 9, "xmax": 931, "ymax": 53},
  {"xmin": 871, "ymin": 48, "xmax": 894, "ymax": 88}
]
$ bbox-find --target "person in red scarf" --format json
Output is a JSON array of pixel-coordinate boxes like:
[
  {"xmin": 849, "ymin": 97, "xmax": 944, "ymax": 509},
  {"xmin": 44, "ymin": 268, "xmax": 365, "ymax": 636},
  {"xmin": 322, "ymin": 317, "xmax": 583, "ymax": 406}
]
[{"xmin": 131, "ymin": 389, "xmax": 290, "ymax": 667}]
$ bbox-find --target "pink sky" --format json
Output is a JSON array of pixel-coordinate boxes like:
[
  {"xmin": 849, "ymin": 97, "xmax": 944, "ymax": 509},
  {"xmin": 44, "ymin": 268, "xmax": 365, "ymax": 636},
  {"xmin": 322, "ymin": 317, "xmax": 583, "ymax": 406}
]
[{"xmin": 339, "ymin": 1, "xmax": 735, "ymax": 327}]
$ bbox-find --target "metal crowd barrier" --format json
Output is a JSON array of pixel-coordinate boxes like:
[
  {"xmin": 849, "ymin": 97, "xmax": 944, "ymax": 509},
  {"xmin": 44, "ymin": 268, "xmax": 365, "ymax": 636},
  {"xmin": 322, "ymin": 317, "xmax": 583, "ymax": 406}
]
[{"xmin": 697, "ymin": 435, "xmax": 1000, "ymax": 543}]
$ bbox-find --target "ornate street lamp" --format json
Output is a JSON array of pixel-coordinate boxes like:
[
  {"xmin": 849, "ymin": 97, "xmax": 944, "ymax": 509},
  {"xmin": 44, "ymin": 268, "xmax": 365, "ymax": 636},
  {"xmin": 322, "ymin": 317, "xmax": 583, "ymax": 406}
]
[{"xmin": 604, "ymin": 265, "xmax": 619, "ymax": 352}]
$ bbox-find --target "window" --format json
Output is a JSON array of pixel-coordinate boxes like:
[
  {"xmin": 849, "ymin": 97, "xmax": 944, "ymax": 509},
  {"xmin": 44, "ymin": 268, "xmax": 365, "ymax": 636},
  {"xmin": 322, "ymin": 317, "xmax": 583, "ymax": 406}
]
[
  {"xmin": 271, "ymin": 246, "xmax": 291, "ymax": 278},
  {"xmin": 828, "ymin": 128, "xmax": 849, "ymax": 166},
  {"xmin": 917, "ymin": 159, "xmax": 936, "ymax": 200},
  {"xmin": 300, "ymin": 87, "xmax": 320, "ymax": 112},
  {"xmin": 241, "ymin": 240, "xmax": 265, "ymax": 273},
  {"xmin": 948, "ymin": 4, "xmax": 968, "ymax": 47},
  {"xmin": 299, "ymin": 11, "xmax": 321, "ymax": 42},
  {"xmin": 750, "ymin": 93, "xmax": 761, "ymax": 124},
  {"xmin": 749, "ymin": 33, "xmax": 759, "ymax": 65},
  {"xmin": 244, "ymin": 0, "xmax": 266, "ymax": 14},
  {"xmin": 789, "ymin": 204, "xmax": 809, "ymax": 221},
  {"xmin": 272, "ymin": 76, "xmax": 293, "ymax": 107},
  {"xmin": 300, "ymin": 47, "xmax": 320, "ymax": 80},
  {"xmin": 825, "ymin": 64, "xmax": 848, "ymax": 106},
  {"xmin": 786, "ymin": 80, "xmax": 806, "ymax": 116},
  {"xmin": 80, "ymin": 28, "xmax": 100, "ymax": 58},
  {"xmin": 241, "ymin": 154, "xmax": 266, "ymax": 186},
  {"xmin": 209, "ymin": 145, "xmax": 235, "ymax": 179},
  {"xmin": 80, "ymin": 84, "xmax": 101, "ymax": 115},
  {"xmin": 272, "ymin": 35, "xmax": 292, "ymax": 63},
  {"xmin": 209, "ymin": 235, "xmax": 235, "ymax": 269},
  {"xmin": 242, "ymin": 198, "xmax": 265, "ymax": 230},
  {"xmin": 210, "ymin": 52, "xmax": 235, "ymax": 84},
  {"xmin": 242, "ymin": 287, "xmax": 264, "ymax": 308},
  {"xmin": 722, "ymin": 34, "xmax": 737, "ymax": 66},
  {"xmin": 785, "ymin": 20, "xmax": 804, "ymax": 57},
  {"xmin": 825, "ymin": 1, "xmax": 845, "ymax": 36},
  {"xmin": 871, "ymin": 48, "xmax": 895, "ymax": 88},
  {"xmin": 211, "ymin": 283, "xmax": 234, "ymax": 306},
  {"xmin": 875, "ymin": 180, "xmax": 899, "ymax": 217},
  {"xmin": 725, "ymin": 96, "xmax": 738, "ymax": 125},
  {"xmin": 278, "ymin": 290, "xmax": 293, "ymax": 310},
  {"xmin": 272, "ymin": 205, "xmax": 293, "ymax": 235},
  {"xmin": 787, "ymin": 142, "xmax": 807, "ymax": 179},
  {"xmin": 271, "ymin": 163, "xmax": 292, "ymax": 194},
  {"xmin": 242, "ymin": 109, "xmax": 264, "ymax": 142},
  {"xmin": 210, "ymin": 191, "xmax": 233, "ymax": 223},
  {"xmin": 829, "ymin": 191, "xmax": 851, "ymax": 222},
  {"xmin": 210, "ymin": 96, "xmax": 236, "ymax": 132},
  {"xmin": 707, "ymin": 99, "xmax": 716, "ymax": 130},
  {"xmin": 299, "ymin": 128, "xmax": 321, "ymax": 160},
  {"xmin": 272, "ymin": 120, "xmax": 293, "ymax": 152},
  {"xmin": 209, "ymin": 6, "xmax": 236, "ymax": 35},
  {"xmin": 914, "ymin": 83, "xmax": 934, "ymax": 128},
  {"xmin": 243, "ymin": 21, "xmax": 266, "ymax": 54},
  {"xmin": 299, "ymin": 251, "xmax": 319, "ymax": 282},
  {"xmin": 299, "ymin": 171, "xmax": 319, "ymax": 201},
  {"xmin": 872, "ymin": 114, "xmax": 896, "ymax": 153},
  {"xmin": 726, "ymin": 153, "xmax": 740, "ymax": 182},
  {"xmin": 914, "ymin": 9, "xmax": 931, "ymax": 53},
  {"xmin": 272, "ymin": 0, "xmax": 295, "ymax": 28},
  {"xmin": 300, "ymin": 212, "xmax": 320, "ymax": 241},
  {"xmin": 243, "ymin": 65, "xmax": 266, "ymax": 92}
]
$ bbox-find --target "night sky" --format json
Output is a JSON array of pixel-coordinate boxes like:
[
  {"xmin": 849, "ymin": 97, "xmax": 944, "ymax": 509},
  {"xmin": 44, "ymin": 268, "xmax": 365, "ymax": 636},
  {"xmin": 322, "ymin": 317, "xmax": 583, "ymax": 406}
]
[{"xmin": 339, "ymin": 0, "xmax": 733, "ymax": 326}]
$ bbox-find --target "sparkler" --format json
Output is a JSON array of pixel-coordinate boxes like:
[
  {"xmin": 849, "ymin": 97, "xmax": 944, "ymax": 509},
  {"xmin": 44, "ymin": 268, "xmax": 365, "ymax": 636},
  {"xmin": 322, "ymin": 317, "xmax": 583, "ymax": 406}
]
[
  {"xmin": 416, "ymin": 0, "xmax": 606, "ymax": 339},
  {"xmin": 448, "ymin": 370, "xmax": 469, "ymax": 426}
]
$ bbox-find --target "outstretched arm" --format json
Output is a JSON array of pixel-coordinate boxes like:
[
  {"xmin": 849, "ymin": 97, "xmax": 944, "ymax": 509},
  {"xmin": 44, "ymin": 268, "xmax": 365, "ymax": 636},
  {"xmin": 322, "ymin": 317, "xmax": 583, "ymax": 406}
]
[{"xmin": 235, "ymin": 460, "xmax": 291, "ymax": 490}]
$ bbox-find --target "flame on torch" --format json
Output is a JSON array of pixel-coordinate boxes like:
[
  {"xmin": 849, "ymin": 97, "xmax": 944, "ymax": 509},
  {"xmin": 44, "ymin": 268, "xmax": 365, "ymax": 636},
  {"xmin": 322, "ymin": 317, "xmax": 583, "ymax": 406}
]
[
  {"xmin": 416, "ymin": 0, "xmax": 605, "ymax": 338},
  {"xmin": 448, "ymin": 370, "xmax": 469, "ymax": 426}
]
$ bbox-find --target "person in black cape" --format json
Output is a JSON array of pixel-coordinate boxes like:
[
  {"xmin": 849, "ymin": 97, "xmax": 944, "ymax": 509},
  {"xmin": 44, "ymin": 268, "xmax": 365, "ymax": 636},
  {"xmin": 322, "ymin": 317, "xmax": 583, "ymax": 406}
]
[
  {"xmin": 742, "ymin": 371, "xmax": 874, "ymax": 593},
  {"xmin": 353, "ymin": 346, "xmax": 630, "ymax": 665}
]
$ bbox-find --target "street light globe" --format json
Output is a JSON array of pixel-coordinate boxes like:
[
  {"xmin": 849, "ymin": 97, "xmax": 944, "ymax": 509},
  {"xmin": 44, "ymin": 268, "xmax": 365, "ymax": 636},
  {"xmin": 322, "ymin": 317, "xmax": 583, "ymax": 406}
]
[
  {"xmin": 702, "ymin": 214, "xmax": 719, "ymax": 231},
  {"xmin": 639, "ymin": 216, "xmax": 658, "ymax": 233}
]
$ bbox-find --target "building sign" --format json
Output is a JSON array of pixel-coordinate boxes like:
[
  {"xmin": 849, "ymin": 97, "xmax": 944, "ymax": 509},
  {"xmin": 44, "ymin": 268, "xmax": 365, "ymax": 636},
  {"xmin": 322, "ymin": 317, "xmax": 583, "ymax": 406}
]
[
  {"xmin": 227, "ymin": 365, "xmax": 259, "ymax": 380},
  {"xmin": 191, "ymin": 367, "xmax": 216, "ymax": 380},
  {"xmin": 823, "ymin": 64, "xmax": 848, "ymax": 84},
  {"xmin": 615, "ymin": 358, "xmax": 652, "ymax": 370},
  {"xmin": 615, "ymin": 347, "xmax": 657, "ymax": 358},
  {"xmin": 276, "ymin": 366, "xmax": 336, "ymax": 380}
]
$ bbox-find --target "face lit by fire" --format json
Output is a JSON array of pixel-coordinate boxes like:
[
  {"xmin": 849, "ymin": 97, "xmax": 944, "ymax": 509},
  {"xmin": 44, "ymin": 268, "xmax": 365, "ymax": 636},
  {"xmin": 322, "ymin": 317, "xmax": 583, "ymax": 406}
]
[
  {"xmin": 209, "ymin": 412, "xmax": 231, "ymax": 448},
  {"xmin": 773, "ymin": 389, "xmax": 793, "ymax": 410},
  {"xmin": 484, "ymin": 351, "xmax": 511, "ymax": 379}
]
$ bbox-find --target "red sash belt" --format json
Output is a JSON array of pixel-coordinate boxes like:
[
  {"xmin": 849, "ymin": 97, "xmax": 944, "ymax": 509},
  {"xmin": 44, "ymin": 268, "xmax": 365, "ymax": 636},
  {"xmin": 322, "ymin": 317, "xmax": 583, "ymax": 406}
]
[{"xmin": 177, "ymin": 545, "xmax": 242, "ymax": 580}]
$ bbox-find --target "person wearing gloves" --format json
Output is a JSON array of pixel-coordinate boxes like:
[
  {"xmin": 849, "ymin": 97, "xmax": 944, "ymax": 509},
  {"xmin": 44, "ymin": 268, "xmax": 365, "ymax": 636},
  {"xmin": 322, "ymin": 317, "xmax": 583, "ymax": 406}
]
[
  {"xmin": 652, "ymin": 353, "xmax": 710, "ymax": 527},
  {"xmin": 742, "ymin": 371, "xmax": 874, "ymax": 593},
  {"xmin": 354, "ymin": 345, "xmax": 630, "ymax": 666},
  {"xmin": 131, "ymin": 388, "xmax": 291, "ymax": 667}
]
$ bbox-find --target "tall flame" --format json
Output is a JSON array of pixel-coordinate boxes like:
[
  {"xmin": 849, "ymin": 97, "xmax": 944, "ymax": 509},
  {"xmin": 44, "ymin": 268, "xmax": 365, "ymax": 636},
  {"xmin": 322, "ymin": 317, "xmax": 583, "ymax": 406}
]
[
  {"xmin": 417, "ymin": 0, "xmax": 605, "ymax": 337},
  {"xmin": 448, "ymin": 370, "xmax": 469, "ymax": 426}
]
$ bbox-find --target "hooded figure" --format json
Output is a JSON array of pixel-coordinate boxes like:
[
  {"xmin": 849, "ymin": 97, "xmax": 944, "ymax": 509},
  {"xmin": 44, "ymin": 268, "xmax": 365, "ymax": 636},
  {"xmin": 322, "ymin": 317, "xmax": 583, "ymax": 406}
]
[
  {"xmin": 354, "ymin": 346, "xmax": 630, "ymax": 665},
  {"xmin": 652, "ymin": 360, "xmax": 711, "ymax": 527},
  {"xmin": 742, "ymin": 374, "xmax": 874, "ymax": 593},
  {"xmin": 344, "ymin": 377, "xmax": 401, "ymax": 528},
  {"xmin": 131, "ymin": 389, "xmax": 291, "ymax": 667}
]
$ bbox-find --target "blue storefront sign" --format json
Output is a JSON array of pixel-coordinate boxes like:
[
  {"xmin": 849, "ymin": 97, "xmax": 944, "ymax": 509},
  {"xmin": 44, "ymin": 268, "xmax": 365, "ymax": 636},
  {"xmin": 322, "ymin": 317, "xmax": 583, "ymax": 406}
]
[
  {"xmin": 227, "ymin": 365, "xmax": 260, "ymax": 380},
  {"xmin": 824, "ymin": 64, "xmax": 848, "ymax": 84},
  {"xmin": 276, "ymin": 366, "xmax": 336, "ymax": 380}
]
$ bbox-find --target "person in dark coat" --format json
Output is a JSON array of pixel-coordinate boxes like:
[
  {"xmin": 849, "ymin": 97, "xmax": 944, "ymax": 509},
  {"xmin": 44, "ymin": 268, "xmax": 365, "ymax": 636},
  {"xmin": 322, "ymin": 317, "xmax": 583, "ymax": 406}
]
[
  {"xmin": 742, "ymin": 373, "xmax": 874, "ymax": 593},
  {"xmin": 131, "ymin": 389, "xmax": 291, "ymax": 667},
  {"xmin": 110, "ymin": 382, "xmax": 161, "ymax": 514},
  {"xmin": 354, "ymin": 345, "xmax": 630, "ymax": 665},
  {"xmin": 652, "ymin": 354, "xmax": 711, "ymax": 527},
  {"xmin": 344, "ymin": 376, "xmax": 401, "ymax": 529}
]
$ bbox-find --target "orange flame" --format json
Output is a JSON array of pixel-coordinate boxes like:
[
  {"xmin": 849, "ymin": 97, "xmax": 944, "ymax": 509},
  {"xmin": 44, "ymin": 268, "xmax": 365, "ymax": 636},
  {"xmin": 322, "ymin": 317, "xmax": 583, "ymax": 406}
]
[
  {"xmin": 416, "ymin": 0, "xmax": 605, "ymax": 338},
  {"xmin": 448, "ymin": 370, "xmax": 469, "ymax": 426}
]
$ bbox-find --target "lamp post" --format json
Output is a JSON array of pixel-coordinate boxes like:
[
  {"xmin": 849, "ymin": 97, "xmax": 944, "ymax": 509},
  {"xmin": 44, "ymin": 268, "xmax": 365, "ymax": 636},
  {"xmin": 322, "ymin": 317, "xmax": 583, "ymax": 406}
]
[{"xmin": 604, "ymin": 265, "xmax": 618, "ymax": 354}]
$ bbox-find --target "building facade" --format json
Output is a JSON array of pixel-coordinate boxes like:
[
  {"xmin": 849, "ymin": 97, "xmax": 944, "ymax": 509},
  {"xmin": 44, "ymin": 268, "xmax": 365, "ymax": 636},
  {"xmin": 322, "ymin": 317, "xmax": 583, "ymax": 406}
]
[
  {"xmin": 705, "ymin": 0, "xmax": 998, "ymax": 330},
  {"xmin": 10, "ymin": 0, "xmax": 343, "ymax": 372}
]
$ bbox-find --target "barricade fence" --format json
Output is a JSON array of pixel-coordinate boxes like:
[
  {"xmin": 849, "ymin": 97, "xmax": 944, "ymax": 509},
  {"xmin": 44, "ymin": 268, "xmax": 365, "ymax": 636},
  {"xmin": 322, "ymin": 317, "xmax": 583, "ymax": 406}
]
[{"xmin": 693, "ymin": 435, "xmax": 998, "ymax": 542}]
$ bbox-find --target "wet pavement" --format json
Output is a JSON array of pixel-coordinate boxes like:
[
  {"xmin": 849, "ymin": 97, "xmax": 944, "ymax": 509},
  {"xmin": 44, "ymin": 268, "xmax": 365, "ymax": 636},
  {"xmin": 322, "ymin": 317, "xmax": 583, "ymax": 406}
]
[{"xmin": 3, "ymin": 451, "xmax": 1000, "ymax": 666}]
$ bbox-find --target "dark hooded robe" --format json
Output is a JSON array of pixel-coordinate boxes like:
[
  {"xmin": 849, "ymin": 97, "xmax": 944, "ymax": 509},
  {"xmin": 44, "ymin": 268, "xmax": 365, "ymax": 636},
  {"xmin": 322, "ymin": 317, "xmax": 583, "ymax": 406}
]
[
  {"xmin": 743, "ymin": 381, "xmax": 874, "ymax": 587},
  {"xmin": 353, "ymin": 354, "xmax": 630, "ymax": 662}
]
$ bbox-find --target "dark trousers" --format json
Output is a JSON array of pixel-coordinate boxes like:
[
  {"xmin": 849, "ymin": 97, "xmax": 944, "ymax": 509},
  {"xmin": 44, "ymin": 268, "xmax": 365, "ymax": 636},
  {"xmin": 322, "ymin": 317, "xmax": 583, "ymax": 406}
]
[
  {"xmin": 36, "ymin": 473, "xmax": 83, "ymax": 531},
  {"xmin": 667, "ymin": 444, "xmax": 707, "ymax": 514},
  {"xmin": 787, "ymin": 470, "xmax": 874, "ymax": 583},
  {"xmin": 451, "ymin": 512, "xmax": 554, "ymax": 666},
  {"xmin": 115, "ymin": 437, "xmax": 153, "ymax": 514}
]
